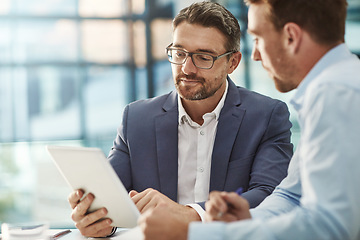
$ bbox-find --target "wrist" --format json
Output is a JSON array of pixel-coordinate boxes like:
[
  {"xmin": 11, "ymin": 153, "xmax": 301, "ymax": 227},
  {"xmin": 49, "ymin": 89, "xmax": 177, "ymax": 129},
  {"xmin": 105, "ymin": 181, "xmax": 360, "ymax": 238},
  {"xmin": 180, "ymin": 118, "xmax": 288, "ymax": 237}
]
[{"xmin": 104, "ymin": 227, "xmax": 117, "ymax": 237}]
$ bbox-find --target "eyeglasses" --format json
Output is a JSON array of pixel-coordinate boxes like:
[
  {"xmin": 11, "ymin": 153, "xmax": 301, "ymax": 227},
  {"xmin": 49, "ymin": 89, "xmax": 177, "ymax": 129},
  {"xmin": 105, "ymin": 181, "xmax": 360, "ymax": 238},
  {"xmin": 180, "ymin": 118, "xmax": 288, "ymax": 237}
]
[{"xmin": 166, "ymin": 43, "xmax": 235, "ymax": 69}]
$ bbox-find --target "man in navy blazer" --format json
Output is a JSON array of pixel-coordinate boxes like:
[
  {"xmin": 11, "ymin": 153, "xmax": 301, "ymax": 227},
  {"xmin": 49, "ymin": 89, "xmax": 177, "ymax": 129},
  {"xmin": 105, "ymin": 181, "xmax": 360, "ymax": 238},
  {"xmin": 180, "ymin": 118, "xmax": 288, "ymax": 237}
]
[
  {"xmin": 109, "ymin": 76, "xmax": 292, "ymax": 209},
  {"xmin": 68, "ymin": 2, "xmax": 292, "ymax": 238}
]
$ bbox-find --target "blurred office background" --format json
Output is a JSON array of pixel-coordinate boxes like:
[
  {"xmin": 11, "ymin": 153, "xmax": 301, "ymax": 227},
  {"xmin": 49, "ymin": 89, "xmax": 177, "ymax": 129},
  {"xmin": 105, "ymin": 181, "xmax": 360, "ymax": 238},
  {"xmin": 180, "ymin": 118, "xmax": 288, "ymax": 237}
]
[{"xmin": 0, "ymin": 0, "xmax": 359, "ymax": 229}]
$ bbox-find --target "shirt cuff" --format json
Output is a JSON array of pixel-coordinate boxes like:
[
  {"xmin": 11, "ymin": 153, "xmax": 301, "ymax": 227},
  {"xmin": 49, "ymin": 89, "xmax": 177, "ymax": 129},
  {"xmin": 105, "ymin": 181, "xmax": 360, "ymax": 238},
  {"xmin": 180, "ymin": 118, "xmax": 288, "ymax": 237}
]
[{"xmin": 186, "ymin": 203, "xmax": 206, "ymax": 222}]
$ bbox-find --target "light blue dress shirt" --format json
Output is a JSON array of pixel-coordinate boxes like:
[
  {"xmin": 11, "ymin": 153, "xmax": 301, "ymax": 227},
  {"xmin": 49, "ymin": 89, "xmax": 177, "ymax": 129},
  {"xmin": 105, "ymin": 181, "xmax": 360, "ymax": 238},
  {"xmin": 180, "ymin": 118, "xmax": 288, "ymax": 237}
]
[{"xmin": 188, "ymin": 44, "xmax": 360, "ymax": 240}]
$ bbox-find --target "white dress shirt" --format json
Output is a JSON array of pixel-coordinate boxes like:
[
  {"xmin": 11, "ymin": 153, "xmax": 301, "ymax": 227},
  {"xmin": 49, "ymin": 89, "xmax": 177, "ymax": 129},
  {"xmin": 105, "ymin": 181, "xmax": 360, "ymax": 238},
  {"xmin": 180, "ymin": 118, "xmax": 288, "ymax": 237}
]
[
  {"xmin": 189, "ymin": 44, "xmax": 360, "ymax": 239},
  {"xmin": 177, "ymin": 81, "xmax": 228, "ymax": 220}
]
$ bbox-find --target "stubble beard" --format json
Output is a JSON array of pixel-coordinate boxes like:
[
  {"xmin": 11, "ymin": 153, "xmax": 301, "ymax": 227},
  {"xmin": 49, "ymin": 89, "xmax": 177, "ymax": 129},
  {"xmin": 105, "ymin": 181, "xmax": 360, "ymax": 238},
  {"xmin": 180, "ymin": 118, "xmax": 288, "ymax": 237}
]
[
  {"xmin": 272, "ymin": 61, "xmax": 299, "ymax": 93},
  {"xmin": 175, "ymin": 74, "xmax": 222, "ymax": 101},
  {"xmin": 269, "ymin": 49, "xmax": 298, "ymax": 93}
]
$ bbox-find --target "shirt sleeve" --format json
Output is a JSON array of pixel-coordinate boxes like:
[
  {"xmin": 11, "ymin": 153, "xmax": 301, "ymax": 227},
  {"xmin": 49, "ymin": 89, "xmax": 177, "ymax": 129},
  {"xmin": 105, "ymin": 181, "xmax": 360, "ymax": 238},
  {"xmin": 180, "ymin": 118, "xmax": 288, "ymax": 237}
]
[
  {"xmin": 189, "ymin": 83, "xmax": 360, "ymax": 240},
  {"xmin": 186, "ymin": 204, "xmax": 206, "ymax": 222}
]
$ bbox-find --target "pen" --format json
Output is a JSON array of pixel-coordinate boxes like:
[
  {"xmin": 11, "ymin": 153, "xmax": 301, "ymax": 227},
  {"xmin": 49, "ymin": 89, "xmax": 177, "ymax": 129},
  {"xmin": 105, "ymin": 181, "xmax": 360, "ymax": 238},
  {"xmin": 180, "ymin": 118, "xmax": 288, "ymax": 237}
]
[
  {"xmin": 235, "ymin": 187, "xmax": 243, "ymax": 196},
  {"xmin": 51, "ymin": 229, "xmax": 71, "ymax": 239}
]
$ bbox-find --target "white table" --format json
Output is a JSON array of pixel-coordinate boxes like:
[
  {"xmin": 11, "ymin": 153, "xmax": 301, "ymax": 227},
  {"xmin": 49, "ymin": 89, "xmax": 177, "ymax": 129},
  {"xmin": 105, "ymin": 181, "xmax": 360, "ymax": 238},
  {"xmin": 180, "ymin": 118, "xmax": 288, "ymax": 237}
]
[{"xmin": 1, "ymin": 227, "xmax": 144, "ymax": 240}]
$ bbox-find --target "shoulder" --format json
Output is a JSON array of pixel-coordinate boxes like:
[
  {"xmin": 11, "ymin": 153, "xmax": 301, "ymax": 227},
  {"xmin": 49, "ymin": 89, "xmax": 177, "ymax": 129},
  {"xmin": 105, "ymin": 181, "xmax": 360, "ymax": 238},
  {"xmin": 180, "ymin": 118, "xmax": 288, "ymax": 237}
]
[
  {"xmin": 305, "ymin": 56, "xmax": 360, "ymax": 112},
  {"xmin": 125, "ymin": 91, "xmax": 177, "ymax": 116},
  {"xmin": 235, "ymin": 86, "xmax": 287, "ymax": 109},
  {"xmin": 129, "ymin": 91, "xmax": 173, "ymax": 107},
  {"xmin": 311, "ymin": 50, "xmax": 360, "ymax": 92},
  {"xmin": 223, "ymin": 84, "xmax": 290, "ymax": 125}
]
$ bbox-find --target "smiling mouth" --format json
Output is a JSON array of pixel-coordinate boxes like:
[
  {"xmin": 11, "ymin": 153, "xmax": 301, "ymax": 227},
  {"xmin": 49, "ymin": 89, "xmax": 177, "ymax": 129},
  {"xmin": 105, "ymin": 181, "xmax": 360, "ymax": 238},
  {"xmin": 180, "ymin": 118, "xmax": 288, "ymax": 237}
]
[
  {"xmin": 178, "ymin": 76, "xmax": 204, "ymax": 82},
  {"xmin": 180, "ymin": 79, "xmax": 200, "ymax": 83},
  {"xmin": 176, "ymin": 73, "xmax": 205, "ymax": 85},
  {"xmin": 178, "ymin": 79, "xmax": 203, "ymax": 87}
]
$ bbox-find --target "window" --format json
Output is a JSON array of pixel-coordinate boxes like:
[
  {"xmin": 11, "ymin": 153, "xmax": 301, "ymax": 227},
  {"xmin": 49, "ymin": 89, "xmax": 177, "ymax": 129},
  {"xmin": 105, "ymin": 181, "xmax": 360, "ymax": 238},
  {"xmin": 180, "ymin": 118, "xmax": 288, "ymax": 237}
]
[{"xmin": 0, "ymin": 0, "xmax": 171, "ymax": 228}]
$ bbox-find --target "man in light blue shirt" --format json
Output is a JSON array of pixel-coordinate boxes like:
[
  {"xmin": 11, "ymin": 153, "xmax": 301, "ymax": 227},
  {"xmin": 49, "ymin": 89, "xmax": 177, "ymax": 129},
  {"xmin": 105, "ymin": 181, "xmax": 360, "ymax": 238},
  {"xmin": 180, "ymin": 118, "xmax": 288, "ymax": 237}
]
[{"xmin": 138, "ymin": 0, "xmax": 360, "ymax": 239}]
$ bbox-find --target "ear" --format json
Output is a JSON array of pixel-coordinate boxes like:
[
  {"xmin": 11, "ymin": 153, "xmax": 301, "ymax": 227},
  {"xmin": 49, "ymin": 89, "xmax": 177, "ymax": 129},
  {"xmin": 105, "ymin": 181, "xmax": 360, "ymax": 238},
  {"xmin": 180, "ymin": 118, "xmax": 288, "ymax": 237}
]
[
  {"xmin": 283, "ymin": 22, "xmax": 303, "ymax": 54},
  {"xmin": 227, "ymin": 51, "xmax": 242, "ymax": 74}
]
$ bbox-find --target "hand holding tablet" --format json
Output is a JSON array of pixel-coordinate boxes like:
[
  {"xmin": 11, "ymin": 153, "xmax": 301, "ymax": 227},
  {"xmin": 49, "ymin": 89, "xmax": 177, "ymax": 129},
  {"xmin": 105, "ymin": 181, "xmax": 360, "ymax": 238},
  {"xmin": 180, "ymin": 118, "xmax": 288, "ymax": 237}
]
[{"xmin": 46, "ymin": 145, "xmax": 140, "ymax": 228}]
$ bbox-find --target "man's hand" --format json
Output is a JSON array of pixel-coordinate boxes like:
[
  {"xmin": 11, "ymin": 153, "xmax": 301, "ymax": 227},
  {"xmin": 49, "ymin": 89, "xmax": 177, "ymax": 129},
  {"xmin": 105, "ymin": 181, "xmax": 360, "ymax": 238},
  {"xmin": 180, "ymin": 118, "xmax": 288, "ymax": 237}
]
[
  {"xmin": 68, "ymin": 189, "xmax": 114, "ymax": 237},
  {"xmin": 130, "ymin": 188, "xmax": 201, "ymax": 222},
  {"xmin": 138, "ymin": 203, "xmax": 189, "ymax": 240},
  {"xmin": 205, "ymin": 191, "xmax": 251, "ymax": 222}
]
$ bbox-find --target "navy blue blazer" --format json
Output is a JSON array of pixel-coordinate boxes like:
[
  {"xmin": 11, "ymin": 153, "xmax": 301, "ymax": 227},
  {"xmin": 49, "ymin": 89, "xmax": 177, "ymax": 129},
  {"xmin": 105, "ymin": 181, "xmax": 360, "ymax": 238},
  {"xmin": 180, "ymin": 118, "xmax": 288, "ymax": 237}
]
[{"xmin": 108, "ymin": 78, "xmax": 293, "ymax": 208}]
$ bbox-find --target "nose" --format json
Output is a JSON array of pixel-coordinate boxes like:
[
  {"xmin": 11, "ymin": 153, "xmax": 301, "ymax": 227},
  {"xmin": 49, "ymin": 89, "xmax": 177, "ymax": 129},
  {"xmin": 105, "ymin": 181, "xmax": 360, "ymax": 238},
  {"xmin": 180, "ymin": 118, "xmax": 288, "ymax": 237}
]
[
  {"xmin": 251, "ymin": 45, "xmax": 261, "ymax": 61},
  {"xmin": 181, "ymin": 56, "xmax": 197, "ymax": 75}
]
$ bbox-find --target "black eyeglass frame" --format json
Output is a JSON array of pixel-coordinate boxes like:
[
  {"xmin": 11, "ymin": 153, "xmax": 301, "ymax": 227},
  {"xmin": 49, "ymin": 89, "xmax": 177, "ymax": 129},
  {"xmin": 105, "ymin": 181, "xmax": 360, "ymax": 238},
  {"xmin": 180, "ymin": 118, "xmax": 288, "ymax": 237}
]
[{"xmin": 166, "ymin": 43, "xmax": 236, "ymax": 69}]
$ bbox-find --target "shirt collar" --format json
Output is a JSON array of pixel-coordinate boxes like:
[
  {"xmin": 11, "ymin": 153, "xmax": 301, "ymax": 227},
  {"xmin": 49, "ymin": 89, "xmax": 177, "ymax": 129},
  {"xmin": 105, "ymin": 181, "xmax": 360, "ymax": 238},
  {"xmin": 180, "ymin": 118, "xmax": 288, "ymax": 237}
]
[
  {"xmin": 290, "ymin": 43, "xmax": 348, "ymax": 112},
  {"xmin": 178, "ymin": 80, "xmax": 229, "ymax": 125}
]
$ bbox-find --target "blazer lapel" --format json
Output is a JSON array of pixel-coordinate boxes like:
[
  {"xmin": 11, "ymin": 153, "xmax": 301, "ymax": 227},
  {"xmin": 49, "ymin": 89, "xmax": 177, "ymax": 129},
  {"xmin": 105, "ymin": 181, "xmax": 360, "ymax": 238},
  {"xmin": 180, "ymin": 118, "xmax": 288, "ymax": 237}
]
[
  {"xmin": 210, "ymin": 78, "xmax": 246, "ymax": 191},
  {"xmin": 155, "ymin": 91, "xmax": 179, "ymax": 202}
]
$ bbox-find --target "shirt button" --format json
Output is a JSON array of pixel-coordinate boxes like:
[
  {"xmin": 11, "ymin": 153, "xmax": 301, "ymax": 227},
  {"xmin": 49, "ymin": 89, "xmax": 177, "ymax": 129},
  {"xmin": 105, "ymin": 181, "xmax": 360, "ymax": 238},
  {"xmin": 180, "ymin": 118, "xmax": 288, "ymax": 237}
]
[
  {"xmin": 198, "ymin": 167, "xmax": 204, "ymax": 172},
  {"xmin": 200, "ymin": 130, "xmax": 205, "ymax": 135}
]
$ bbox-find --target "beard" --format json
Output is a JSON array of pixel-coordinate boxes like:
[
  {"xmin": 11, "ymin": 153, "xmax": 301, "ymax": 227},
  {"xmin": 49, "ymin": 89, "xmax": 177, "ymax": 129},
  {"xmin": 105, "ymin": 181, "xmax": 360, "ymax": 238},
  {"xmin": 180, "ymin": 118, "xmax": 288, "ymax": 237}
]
[
  {"xmin": 270, "ymin": 63, "xmax": 300, "ymax": 93},
  {"xmin": 175, "ymin": 73, "xmax": 222, "ymax": 101}
]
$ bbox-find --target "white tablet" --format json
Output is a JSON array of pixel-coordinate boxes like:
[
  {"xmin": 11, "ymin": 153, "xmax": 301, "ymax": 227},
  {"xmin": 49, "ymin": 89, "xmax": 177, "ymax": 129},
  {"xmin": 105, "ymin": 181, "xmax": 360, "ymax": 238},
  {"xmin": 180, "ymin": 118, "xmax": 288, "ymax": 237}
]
[{"xmin": 46, "ymin": 145, "xmax": 140, "ymax": 228}]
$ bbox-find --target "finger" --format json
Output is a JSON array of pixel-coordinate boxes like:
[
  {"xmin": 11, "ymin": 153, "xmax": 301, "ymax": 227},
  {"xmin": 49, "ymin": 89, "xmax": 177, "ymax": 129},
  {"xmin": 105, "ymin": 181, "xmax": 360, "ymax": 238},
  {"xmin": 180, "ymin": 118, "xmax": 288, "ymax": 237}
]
[
  {"xmin": 94, "ymin": 225, "xmax": 115, "ymax": 238},
  {"xmin": 208, "ymin": 191, "xmax": 228, "ymax": 209},
  {"xmin": 205, "ymin": 200, "xmax": 220, "ymax": 220},
  {"xmin": 76, "ymin": 208, "xmax": 109, "ymax": 231},
  {"xmin": 129, "ymin": 190, "xmax": 138, "ymax": 198},
  {"xmin": 206, "ymin": 193, "xmax": 228, "ymax": 219},
  {"xmin": 204, "ymin": 205, "xmax": 225, "ymax": 222},
  {"xmin": 131, "ymin": 188, "xmax": 152, "ymax": 204},
  {"xmin": 90, "ymin": 225, "xmax": 114, "ymax": 238},
  {"xmin": 71, "ymin": 193, "xmax": 94, "ymax": 221},
  {"xmin": 222, "ymin": 193, "xmax": 251, "ymax": 220},
  {"xmin": 68, "ymin": 189, "xmax": 84, "ymax": 209},
  {"xmin": 136, "ymin": 194, "xmax": 156, "ymax": 213},
  {"xmin": 139, "ymin": 197, "xmax": 160, "ymax": 213},
  {"xmin": 133, "ymin": 189, "xmax": 160, "ymax": 213},
  {"xmin": 137, "ymin": 189, "xmax": 170, "ymax": 213},
  {"xmin": 222, "ymin": 192, "xmax": 245, "ymax": 210},
  {"xmin": 219, "ymin": 212, "xmax": 239, "ymax": 222},
  {"xmin": 78, "ymin": 217, "xmax": 113, "ymax": 237}
]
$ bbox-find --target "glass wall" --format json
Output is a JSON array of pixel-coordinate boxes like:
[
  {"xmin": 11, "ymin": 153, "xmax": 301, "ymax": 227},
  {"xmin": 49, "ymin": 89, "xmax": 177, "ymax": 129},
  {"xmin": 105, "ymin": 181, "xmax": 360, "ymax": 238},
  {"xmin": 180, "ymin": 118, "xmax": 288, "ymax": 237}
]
[
  {"xmin": 0, "ymin": 0, "xmax": 173, "ymax": 228},
  {"xmin": 0, "ymin": 0, "xmax": 359, "ymax": 229}
]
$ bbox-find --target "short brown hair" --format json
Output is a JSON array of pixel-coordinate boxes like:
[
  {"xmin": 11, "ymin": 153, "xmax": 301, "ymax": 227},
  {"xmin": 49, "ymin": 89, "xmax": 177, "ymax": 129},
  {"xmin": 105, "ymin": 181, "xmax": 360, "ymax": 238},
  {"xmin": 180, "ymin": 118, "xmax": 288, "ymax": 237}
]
[
  {"xmin": 173, "ymin": 1, "xmax": 241, "ymax": 52},
  {"xmin": 244, "ymin": 0, "xmax": 347, "ymax": 45}
]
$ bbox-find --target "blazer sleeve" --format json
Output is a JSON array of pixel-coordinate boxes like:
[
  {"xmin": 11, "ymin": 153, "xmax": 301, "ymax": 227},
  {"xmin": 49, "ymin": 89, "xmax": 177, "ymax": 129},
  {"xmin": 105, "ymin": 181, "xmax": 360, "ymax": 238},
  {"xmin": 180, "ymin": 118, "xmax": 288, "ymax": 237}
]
[
  {"xmin": 241, "ymin": 101, "xmax": 293, "ymax": 207},
  {"xmin": 107, "ymin": 105, "xmax": 133, "ymax": 192}
]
